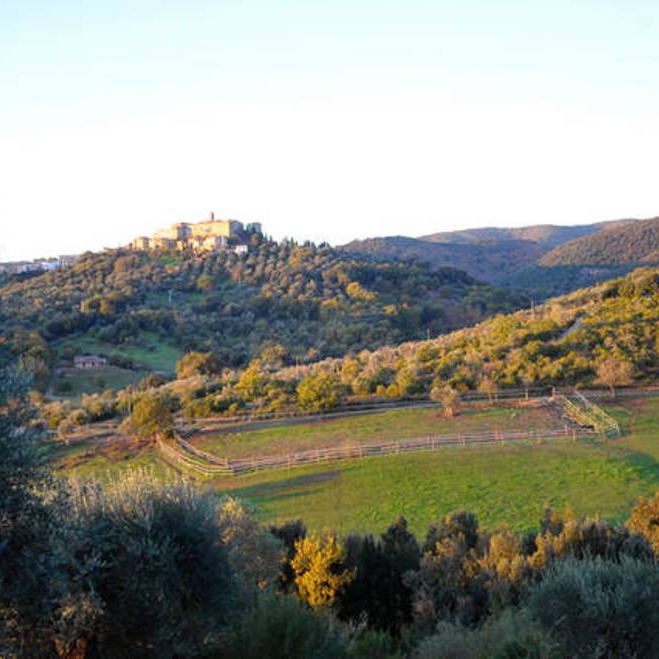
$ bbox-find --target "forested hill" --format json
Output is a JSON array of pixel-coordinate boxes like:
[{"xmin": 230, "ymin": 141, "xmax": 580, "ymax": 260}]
[
  {"xmin": 259, "ymin": 265, "xmax": 659, "ymax": 401},
  {"xmin": 340, "ymin": 219, "xmax": 636, "ymax": 286},
  {"xmin": 540, "ymin": 217, "xmax": 659, "ymax": 266},
  {"xmin": 419, "ymin": 219, "xmax": 632, "ymax": 248},
  {"xmin": 339, "ymin": 236, "xmax": 546, "ymax": 283},
  {"xmin": 46, "ymin": 265, "xmax": 659, "ymax": 422},
  {"xmin": 0, "ymin": 239, "xmax": 527, "ymax": 378}
]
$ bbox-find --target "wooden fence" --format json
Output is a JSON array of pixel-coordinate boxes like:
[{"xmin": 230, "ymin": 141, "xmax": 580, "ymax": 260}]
[
  {"xmin": 554, "ymin": 391, "xmax": 620, "ymax": 438},
  {"xmin": 158, "ymin": 423, "xmax": 591, "ymax": 478}
]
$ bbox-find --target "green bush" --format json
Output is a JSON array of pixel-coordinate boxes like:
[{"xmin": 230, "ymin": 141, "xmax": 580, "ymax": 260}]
[
  {"xmin": 52, "ymin": 473, "xmax": 239, "ymax": 657},
  {"xmin": 225, "ymin": 592, "xmax": 348, "ymax": 659},
  {"xmin": 413, "ymin": 609, "xmax": 556, "ymax": 659},
  {"xmin": 529, "ymin": 557, "xmax": 659, "ymax": 658},
  {"xmin": 296, "ymin": 371, "xmax": 343, "ymax": 412}
]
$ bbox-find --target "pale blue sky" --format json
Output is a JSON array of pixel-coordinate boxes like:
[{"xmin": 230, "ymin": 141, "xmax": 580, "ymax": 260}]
[{"xmin": 2, "ymin": 1, "xmax": 659, "ymax": 260}]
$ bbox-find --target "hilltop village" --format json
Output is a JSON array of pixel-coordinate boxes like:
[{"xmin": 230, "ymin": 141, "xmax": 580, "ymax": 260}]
[{"xmin": 131, "ymin": 213, "xmax": 263, "ymax": 254}]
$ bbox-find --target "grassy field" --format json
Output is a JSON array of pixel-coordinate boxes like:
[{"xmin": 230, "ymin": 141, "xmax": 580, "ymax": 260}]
[
  {"xmin": 56, "ymin": 331, "xmax": 183, "ymax": 373},
  {"xmin": 56, "ymin": 367, "xmax": 147, "ymax": 397},
  {"xmin": 192, "ymin": 404, "xmax": 561, "ymax": 459},
  {"xmin": 53, "ymin": 397, "xmax": 659, "ymax": 538}
]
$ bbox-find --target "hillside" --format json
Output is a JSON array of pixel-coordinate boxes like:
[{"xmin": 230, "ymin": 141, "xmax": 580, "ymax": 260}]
[
  {"xmin": 0, "ymin": 239, "xmax": 527, "ymax": 387},
  {"xmin": 341, "ymin": 218, "xmax": 642, "ymax": 293},
  {"xmin": 259, "ymin": 265, "xmax": 659, "ymax": 403},
  {"xmin": 41, "ymin": 265, "xmax": 659, "ymax": 436},
  {"xmin": 339, "ymin": 236, "xmax": 545, "ymax": 283},
  {"xmin": 540, "ymin": 216, "xmax": 659, "ymax": 266},
  {"xmin": 420, "ymin": 219, "xmax": 633, "ymax": 248}
]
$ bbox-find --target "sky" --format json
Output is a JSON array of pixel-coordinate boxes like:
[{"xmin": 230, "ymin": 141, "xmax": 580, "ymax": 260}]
[{"xmin": 1, "ymin": 1, "xmax": 659, "ymax": 261}]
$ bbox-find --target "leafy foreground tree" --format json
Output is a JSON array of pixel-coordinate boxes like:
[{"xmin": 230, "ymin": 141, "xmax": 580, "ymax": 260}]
[
  {"xmin": 51, "ymin": 473, "xmax": 240, "ymax": 658},
  {"xmin": 0, "ymin": 367, "xmax": 57, "ymax": 655}
]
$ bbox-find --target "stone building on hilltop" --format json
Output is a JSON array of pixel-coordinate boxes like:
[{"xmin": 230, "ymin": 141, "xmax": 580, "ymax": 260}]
[{"xmin": 131, "ymin": 212, "xmax": 261, "ymax": 254}]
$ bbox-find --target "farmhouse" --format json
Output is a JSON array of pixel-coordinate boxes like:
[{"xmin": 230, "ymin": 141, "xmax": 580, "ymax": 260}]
[{"xmin": 74, "ymin": 355, "xmax": 108, "ymax": 370}]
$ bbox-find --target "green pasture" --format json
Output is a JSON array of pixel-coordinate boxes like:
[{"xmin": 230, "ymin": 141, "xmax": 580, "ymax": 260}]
[
  {"xmin": 54, "ymin": 397, "xmax": 659, "ymax": 538},
  {"xmin": 56, "ymin": 331, "xmax": 182, "ymax": 373},
  {"xmin": 55, "ymin": 367, "xmax": 146, "ymax": 397},
  {"xmin": 193, "ymin": 405, "xmax": 560, "ymax": 459}
]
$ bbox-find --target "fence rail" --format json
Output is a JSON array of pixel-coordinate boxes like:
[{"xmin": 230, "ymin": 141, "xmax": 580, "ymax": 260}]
[
  {"xmin": 159, "ymin": 421, "xmax": 592, "ymax": 478},
  {"xmin": 554, "ymin": 391, "xmax": 620, "ymax": 438},
  {"xmin": 152, "ymin": 389, "xmax": 620, "ymax": 478}
]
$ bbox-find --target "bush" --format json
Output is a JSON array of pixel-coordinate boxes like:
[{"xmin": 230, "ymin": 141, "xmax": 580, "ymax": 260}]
[
  {"xmin": 0, "ymin": 367, "xmax": 56, "ymax": 654},
  {"xmin": 175, "ymin": 351, "xmax": 223, "ymax": 379},
  {"xmin": 413, "ymin": 609, "xmax": 555, "ymax": 659},
  {"xmin": 529, "ymin": 557, "xmax": 659, "ymax": 658},
  {"xmin": 52, "ymin": 473, "xmax": 239, "ymax": 656},
  {"xmin": 296, "ymin": 372, "xmax": 343, "ymax": 412},
  {"xmin": 627, "ymin": 491, "xmax": 659, "ymax": 556},
  {"xmin": 292, "ymin": 534, "xmax": 354, "ymax": 608},
  {"xmin": 217, "ymin": 497, "xmax": 284, "ymax": 592},
  {"xmin": 120, "ymin": 394, "xmax": 174, "ymax": 437},
  {"xmin": 349, "ymin": 629, "xmax": 400, "ymax": 658},
  {"xmin": 337, "ymin": 517, "xmax": 419, "ymax": 637},
  {"xmin": 226, "ymin": 592, "xmax": 348, "ymax": 659}
]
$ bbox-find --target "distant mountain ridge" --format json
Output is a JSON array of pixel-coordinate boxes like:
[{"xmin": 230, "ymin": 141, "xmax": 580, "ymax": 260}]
[
  {"xmin": 339, "ymin": 236, "xmax": 546, "ymax": 284},
  {"xmin": 539, "ymin": 217, "xmax": 659, "ymax": 266},
  {"xmin": 340, "ymin": 217, "xmax": 653, "ymax": 295},
  {"xmin": 420, "ymin": 219, "xmax": 635, "ymax": 248}
]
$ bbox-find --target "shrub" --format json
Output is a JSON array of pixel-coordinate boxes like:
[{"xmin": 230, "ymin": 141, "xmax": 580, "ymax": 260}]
[
  {"xmin": 217, "ymin": 497, "xmax": 284, "ymax": 591},
  {"xmin": 175, "ymin": 351, "xmax": 223, "ymax": 379},
  {"xmin": 413, "ymin": 609, "xmax": 556, "ymax": 659},
  {"xmin": 51, "ymin": 473, "xmax": 239, "ymax": 657},
  {"xmin": 226, "ymin": 592, "xmax": 347, "ymax": 659},
  {"xmin": 337, "ymin": 517, "xmax": 419, "ymax": 637},
  {"xmin": 0, "ymin": 368, "xmax": 56, "ymax": 654},
  {"xmin": 120, "ymin": 394, "xmax": 174, "ymax": 437},
  {"xmin": 529, "ymin": 557, "xmax": 659, "ymax": 658},
  {"xmin": 296, "ymin": 372, "xmax": 343, "ymax": 412},
  {"xmin": 627, "ymin": 491, "xmax": 659, "ymax": 556}
]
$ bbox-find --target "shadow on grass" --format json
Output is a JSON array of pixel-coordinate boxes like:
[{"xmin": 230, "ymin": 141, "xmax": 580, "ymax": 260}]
[
  {"xmin": 225, "ymin": 468, "xmax": 347, "ymax": 503},
  {"xmin": 618, "ymin": 450, "xmax": 659, "ymax": 484},
  {"xmin": 597, "ymin": 440, "xmax": 659, "ymax": 485}
]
